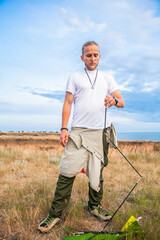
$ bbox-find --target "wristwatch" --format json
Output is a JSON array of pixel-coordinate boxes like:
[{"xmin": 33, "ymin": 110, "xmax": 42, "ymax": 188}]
[{"xmin": 113, "ymin": 97, "xmax": 118, "ymax": 106}]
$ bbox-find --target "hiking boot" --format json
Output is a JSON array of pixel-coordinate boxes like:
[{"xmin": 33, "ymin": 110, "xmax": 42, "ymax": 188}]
[
  {"xmin": 38, "ymin": 214, "xmax": 61, "ymax": 233},
  {"xmin": 88, "ymin": 205, "xmax": 111, "ymax": 222}
]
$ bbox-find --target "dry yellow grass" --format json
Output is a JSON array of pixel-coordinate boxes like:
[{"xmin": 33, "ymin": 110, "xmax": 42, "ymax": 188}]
[{"xmin": 0, "ymin": 132, "xmax": 159, "ymax": 240}]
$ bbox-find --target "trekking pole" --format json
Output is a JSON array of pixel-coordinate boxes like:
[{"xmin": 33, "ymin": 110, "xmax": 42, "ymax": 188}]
[
  {"xmin": 101, "ymin": 175, "xmax": 142, "ymax": 231},
  {"xmin": 86, "ymin": 107, "xmax": 142, "ymax": 240},
  {"xmin": 105, "ymin": 136, "xmax": 142, "ymax": 177},
  {"xmin": 103, "ymin": 107, "xmax": 142, "ymax": 226}
]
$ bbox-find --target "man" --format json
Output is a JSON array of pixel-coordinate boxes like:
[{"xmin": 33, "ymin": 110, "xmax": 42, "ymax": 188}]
[{"xmin": 38, "ymin": 41, "xmax": 125, "ymax": 233}]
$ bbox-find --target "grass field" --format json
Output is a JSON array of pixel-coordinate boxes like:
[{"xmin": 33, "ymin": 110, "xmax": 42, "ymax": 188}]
[{"xmin": 0, "ymin": 133, "xmax": 159, "ymax": 240}]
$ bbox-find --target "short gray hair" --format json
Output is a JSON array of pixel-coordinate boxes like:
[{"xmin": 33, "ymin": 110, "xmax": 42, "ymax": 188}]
[{"xmin": 82, "ymin": 41, "xmax": 99, "ymax": 55}]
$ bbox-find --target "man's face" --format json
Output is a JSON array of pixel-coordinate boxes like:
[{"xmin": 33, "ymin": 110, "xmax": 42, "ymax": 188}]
[{"xmin": 81, "ymin": 44, "xmax": 101, "ymax": 71}]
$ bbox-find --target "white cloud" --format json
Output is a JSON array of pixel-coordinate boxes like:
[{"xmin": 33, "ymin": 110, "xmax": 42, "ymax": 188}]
[
  {"xmin": 142, "ymin": 81, "xmax": 160, "ymax": 92},
  {"xmin": 104, "ymin": 69, "xmax": 134, "ymax": 92},
  {"xmin": 25, "ymin": 4, "xmax": 107, "ymax": 39},
  {"xmin": 97, "ymin": 0, "xmax": 160, "ymax": 75},
  {"xmin": 57, "ymin": 17, "xmax": 106, "ymax": 37},
  {"xmin": 84, "ymin": 21, "xmax": 106, "ymax": 32},
  {"xmin": 117, "ymin": 83, "xmax": 133, "ymax": 92},
  {"xmin": 0, "ymin": 114, "xmax": 61, "ymax": 132},
  {"xmin": 60, "ymin": 7, "xmax": 67, "ymax": 13},
  {"xmin": 117, "ymin": 74, "xmax": 135, "ymax": 92},
  {"xmin": 66, "ymin": 17, "xmax": 81, "ymax": 27},
  {"xmin": 110, "ymin": 112, "xmax": 160, "ymax": 132}
]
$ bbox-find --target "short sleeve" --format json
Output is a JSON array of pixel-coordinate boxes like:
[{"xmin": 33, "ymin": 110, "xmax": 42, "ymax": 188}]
[
  {"xmin": 66, "ymin": 74, "xmax": 76, "ymax": 95},
  {"xmin": 108, "ymin": 75, "xmax": 119, "ymax": 94}
]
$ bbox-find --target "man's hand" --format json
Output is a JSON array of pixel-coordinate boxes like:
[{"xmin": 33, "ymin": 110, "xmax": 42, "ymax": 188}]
[
  {"xmin": 104, "ymin": 95, "xmax": 116, "ymax": 108},
  {"xmin": 60, "ymin": 129, "xmax": 69, "ymax": 147},
  {"xmin": 104, "ymin": 90, "xmax": 125, "ymax": 109}
]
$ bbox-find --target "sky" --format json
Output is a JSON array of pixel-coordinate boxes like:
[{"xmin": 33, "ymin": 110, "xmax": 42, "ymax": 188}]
[{"xmin": 0, "ymin": 0, "xmax": 160, "ymax": 132}]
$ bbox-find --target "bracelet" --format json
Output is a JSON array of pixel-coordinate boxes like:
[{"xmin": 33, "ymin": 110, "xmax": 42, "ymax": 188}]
[{"xmin": 60, "ymin": 127, "xmax": 68, "ymax": 131}]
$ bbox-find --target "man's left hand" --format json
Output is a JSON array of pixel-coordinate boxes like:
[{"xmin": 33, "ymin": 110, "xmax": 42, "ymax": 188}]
[{"xmin": 104, "ymin": 95, "xmax": 116, "ymax": 108}]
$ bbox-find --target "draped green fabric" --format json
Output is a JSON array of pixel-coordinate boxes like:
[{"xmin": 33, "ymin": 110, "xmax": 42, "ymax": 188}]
[
  {"xmin": 62, "ymin": 216, "xmax": 143, "ymax": 240},
  {"xmin": 62, "ymin": 232, "xmax": 121, "ymax": 240}
]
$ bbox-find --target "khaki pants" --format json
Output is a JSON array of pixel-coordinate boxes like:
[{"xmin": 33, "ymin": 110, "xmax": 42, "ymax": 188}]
[{"xmin": 49, "ymin": 129, "xmax": 109, "ymax": 218}]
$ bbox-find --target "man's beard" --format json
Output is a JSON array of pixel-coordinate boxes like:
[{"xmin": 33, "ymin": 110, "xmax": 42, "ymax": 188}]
[{"xmin": 85, "ymin": 63, "xmax": 98, "ymax": 71}]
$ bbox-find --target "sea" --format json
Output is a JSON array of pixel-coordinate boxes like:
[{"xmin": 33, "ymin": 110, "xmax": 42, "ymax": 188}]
[{"xmin": 117, "ymin": 132, "xmax": 160, "ymax": 142}]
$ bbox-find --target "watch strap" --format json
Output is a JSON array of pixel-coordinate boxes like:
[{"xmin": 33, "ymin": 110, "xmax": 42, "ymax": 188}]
[{"xmin": 113, "ymin": 97, "xmax": 118, "ymax": 106}]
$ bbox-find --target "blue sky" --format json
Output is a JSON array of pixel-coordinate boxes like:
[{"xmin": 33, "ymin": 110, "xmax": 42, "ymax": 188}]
[{"xmin": 0, "ymin": 0, "xmax": 160, "ymax": 132}]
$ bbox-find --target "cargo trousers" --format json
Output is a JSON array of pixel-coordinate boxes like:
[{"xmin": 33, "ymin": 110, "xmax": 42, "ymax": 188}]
[{"xmin": 49, "ymin": 129, "xmax": 109, "ymax": 218}]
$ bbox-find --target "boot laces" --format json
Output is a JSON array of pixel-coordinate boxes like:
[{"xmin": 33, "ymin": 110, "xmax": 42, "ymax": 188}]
[{"xmin": 97, "ymin": 205, "xmax": 107, "ymax": 215}]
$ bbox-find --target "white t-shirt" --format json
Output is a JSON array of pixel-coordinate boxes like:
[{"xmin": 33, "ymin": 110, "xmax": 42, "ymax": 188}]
[{"xmin": 66, "ymin": 69, "xmax": 118, "ymax": 129}]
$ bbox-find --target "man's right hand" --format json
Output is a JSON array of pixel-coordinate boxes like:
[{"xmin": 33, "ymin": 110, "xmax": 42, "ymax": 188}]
[{"xmin": 60, "ymin": 129, "xmax": 69, "ymax": 147}]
